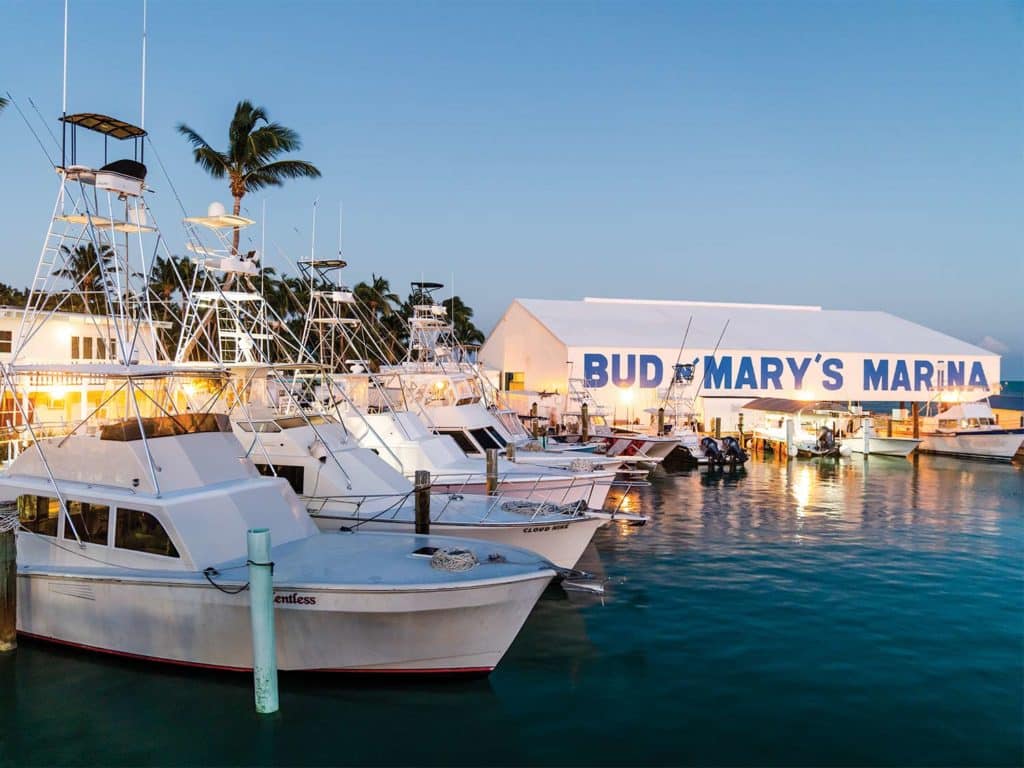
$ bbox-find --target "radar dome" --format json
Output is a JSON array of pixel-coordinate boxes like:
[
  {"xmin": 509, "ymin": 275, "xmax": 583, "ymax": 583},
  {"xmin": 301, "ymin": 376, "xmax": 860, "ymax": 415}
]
[{"xmin": 207, "ymin": 201, "xmax": 226, "ymax": 217}]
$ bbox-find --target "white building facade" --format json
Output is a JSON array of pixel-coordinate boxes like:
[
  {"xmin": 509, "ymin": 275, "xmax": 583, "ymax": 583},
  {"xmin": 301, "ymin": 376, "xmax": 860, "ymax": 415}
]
[{"xmin": 480, "ymin": 298, "xmax": 1000, "ymax": 432}]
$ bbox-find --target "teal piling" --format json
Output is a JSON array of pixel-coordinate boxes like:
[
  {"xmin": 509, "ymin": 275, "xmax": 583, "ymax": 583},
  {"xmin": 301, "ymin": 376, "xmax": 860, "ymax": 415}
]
[{"xmin": 247, "ymin": 528, "xmax": 278, "ymax": 715}]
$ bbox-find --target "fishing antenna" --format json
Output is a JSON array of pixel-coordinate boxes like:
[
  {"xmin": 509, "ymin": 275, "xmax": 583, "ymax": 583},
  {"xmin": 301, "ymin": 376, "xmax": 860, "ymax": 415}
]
[
  {"xmin": 140, "ymin": 0, "xmax": 147, "ymax": 129},
  {"xmin": 691, "ymin": 319, "xmax": 730, "ymax": 405},
  {"xmin": 660, "ymin": 315, "xmax": 693, "ymax": 409},
  {"xmin": 5, "ymin": 93, "xmax": 57, "ymax": 167}
]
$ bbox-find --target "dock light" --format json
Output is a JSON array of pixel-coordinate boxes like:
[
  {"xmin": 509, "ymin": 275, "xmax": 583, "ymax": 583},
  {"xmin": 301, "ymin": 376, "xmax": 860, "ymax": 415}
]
[
  {"xmin": 619, "ymin": 388, "xmax": 634, "ymax": 404},
  {"xmin": 182, "ymin": 382, "xmax": 197, "ymax": 397},
  {"xmin": 46, "ymin": 385, "xmax": 67, "ymax": 400}
]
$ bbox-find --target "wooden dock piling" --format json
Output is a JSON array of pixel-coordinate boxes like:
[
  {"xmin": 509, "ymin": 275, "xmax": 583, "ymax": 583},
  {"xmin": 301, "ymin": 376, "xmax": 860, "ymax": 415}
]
[
  {"xmin": 0, "ymin": 513, "xmax": 16, "ymax": 653},
  {"xmin": 485, "ymin": 449, "xmax": 499, "ymax": 496},
  {"xmin": 414, "ymin": 470, "xmax": 431, "ymax": 534}
]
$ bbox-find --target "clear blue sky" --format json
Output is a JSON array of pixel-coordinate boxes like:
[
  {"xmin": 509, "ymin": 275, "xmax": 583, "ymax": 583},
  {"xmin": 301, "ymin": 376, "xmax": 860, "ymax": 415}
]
[{"xmin": 2, "ymin": 0, "xmax": 1021, "ymax": 375}]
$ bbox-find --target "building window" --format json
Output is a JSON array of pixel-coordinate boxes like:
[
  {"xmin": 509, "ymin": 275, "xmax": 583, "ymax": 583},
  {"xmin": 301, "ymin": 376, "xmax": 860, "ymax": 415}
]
[
  {"xmin": 115, "ymin": 508, "xmax": 179, "ymax": 558},
  {"xmin": 97, "ymin": 338, "xmax": 106, "ymax": 360},
  {"xmin": 71, "ymin": 336, "xmax": 80, "ymax": 360},
  {"xmin": 0, "ymin": 330, "xmax": 11, "ymax": 354},
  {"xmin": 17, "ymin": 495, "xmax": 59, "ymax": 536},
  {"xmin": 504, "ymin": 371, "xmax": 525, "ymax": 392},
  {"xmin": 82, "ymin": 337, "xmax": 93, "ymax": 359},
  {"xmin": 62, "ymin": 501, "xmax": 109, "ymax": 545}
]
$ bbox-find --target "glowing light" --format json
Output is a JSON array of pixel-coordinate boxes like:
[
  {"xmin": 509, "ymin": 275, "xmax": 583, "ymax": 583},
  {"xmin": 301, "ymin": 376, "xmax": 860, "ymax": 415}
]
[
  {"xmin": 794, "ymin": 389, "xmax": 815, "ymax": 401},
  {"xmin": 433, "ymin": 380, "xmax": 446, "ymax": 392},
  {"xmin": 619, "ymin": 388, "xmax": 634, "ymax": 404},
  {"xmin": 47, "ymin": 385, "xmax": 67, "ymax": 400},
  {"xmin": 938, "ymin": 389, "xmax": 962, "ymax": 403},
  {"xmin": 182, "ymin": 382, "xmax": 197, "ymax": 397}
]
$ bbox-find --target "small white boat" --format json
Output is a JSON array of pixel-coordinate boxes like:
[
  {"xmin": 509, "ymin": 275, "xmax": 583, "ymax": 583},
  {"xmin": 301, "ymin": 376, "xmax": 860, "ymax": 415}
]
[{"xmin": 849, "ymin": 423, "xmax": 921, "ymax": 457}]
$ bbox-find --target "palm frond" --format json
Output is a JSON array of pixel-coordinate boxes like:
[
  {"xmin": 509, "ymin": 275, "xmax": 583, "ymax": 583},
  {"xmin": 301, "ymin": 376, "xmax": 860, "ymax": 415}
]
[
  {"xmin": 177, "ymin": 124, "xmax": 229, "ymax": 178},
  {"xmin": 243, "ymin": 160, "xmax": 321, "ymax": 191}
]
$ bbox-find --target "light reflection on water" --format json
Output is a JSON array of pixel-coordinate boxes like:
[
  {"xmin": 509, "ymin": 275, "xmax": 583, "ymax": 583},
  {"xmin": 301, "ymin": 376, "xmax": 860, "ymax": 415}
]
[{"xmin": 0, "ymin": 456, "xmax": 1021, "ymax": 767}]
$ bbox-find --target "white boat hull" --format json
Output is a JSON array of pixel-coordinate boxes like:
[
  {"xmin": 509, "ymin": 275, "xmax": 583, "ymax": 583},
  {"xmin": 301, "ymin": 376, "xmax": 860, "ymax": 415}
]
[
  {"xmin": 599, "ymin": 435, "xmax": 678, "ymax": 462},
  {"xmin": 849, "ymin": 436, "xmax": 921, "ymax": 457},
  {"xmin": 429, "ymin": 475, "xmax": 613, "ymax": 510},
  {"xmin": 310, "ymin": 515, "xmax": 604, "ymax": 568},
  {"xmin": 17, "ymin": 568, "xmax": 552, "ymax": 673},
  {"xmin": 918, "ymin": 431, "xmax": 1024, "ymax": 461}
]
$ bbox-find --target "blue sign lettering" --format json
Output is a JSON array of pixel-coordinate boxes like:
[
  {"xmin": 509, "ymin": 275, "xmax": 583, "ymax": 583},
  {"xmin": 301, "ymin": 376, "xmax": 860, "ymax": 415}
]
[
  {"xmin": 822, "ymin": 358, "xmax": 843, "ymax": 391},
  {"xmin": 947, "ymin": 361, "xmax": 964, "ymax": 387},
  {"xmin": 638, "ymin": 355, "xmax": 663, "ymax": 388},
  {"xmin": 786, "ymin": 357, "xmax": 812, "ymax": 389},
  {"xmin": 735, "ymin": 356, "xmax": 758, "ymax": 389},
  {"xmin": 968, "ymin": 362, "xmax": 988, "ymax": 388},
  {"xmin": 703, "ymin": 355, "xmax": 732, "ymax": 389},
  {"xmin": 760, "ymin": 357, "xmax": 783, "ymax": 389},
  {"xmin": 610, "ymin": 354, "xmax": 635, "ymax": 387},
  {"xmin": 583, "ymin": 353, "xmax": 608, "ymax": 388},
  {"xmin": 913, "ymin": 360, "xmax": 934, "ymax": 391},
  {"xmin": 891, "ymin": 361, "xmax": 911, "ymax": 391}
]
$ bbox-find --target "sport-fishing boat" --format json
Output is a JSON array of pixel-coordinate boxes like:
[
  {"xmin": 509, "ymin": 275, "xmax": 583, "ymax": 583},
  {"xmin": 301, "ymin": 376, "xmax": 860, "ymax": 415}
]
[
  {"xmin": 170, "ymin": 225, "xmax": 607, "ymax": 567},
  {"xmin": 2, "ymin": 108, "xmax": 559, "ymax": 674},
  {"xmin": 894, "ymin": 400, "xmax": 1024, "ymax": 461},
  {"xmin": 288, "ymin": 267, "xmax": 621, "ymax": 509},
  {"xmin": 229, "ymin": 404, "xmax": 604, "ymax": 568}
]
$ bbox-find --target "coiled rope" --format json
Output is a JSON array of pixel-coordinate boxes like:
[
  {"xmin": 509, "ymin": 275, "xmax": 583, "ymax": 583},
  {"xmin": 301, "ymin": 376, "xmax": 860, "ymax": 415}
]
[
  {"xmin": 0, "ymin": 505, "xmax": 19, "ymax": 534},
  {"xmin": 500, "ymin": 498, "xmax": 588, "ymax": 517},
  {"xmin": 429, "ymin": 548, "xmax": 478, "ymax": 572}
]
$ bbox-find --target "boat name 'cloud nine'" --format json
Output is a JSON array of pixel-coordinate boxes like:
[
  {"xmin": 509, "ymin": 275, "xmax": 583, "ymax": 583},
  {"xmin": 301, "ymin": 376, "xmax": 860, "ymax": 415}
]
[{"xmin": 583, "ymin": 354, "xmax": 990, "ymax": 393}]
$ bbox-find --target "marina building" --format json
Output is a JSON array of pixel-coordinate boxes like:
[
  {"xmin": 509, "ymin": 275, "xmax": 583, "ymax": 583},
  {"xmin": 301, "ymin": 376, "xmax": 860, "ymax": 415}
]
[
  {"xmin": 479, "ymin": 298, "xmax": 1001, "ymax": 432},
  {"xmin": 0, "ymin": 306, "xmax": 167, "ymax": 429}
]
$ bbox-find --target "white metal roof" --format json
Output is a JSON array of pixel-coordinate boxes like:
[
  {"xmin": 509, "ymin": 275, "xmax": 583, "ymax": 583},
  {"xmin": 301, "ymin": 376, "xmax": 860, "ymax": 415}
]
[{"xmin": 512, "ymin": 297, "xmax": 992, "ymax": 356}]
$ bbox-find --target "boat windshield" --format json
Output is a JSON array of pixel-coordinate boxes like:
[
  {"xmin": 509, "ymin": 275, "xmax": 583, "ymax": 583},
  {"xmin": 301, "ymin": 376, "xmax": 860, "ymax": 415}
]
[{"xmin": 99, "ymin": 413, "xmax": 231, "ymax": 441}]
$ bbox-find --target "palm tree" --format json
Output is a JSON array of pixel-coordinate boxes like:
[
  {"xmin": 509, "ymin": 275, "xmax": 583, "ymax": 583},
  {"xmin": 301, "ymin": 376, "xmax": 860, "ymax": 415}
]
[
  {"xmin": 177, "ymin": 101, "xmax": 321, "ymax": 255},
  {"xmin": 54, "ymin": 243, "xmax": 113, "ymax": 314},
  {"xmin": 0, "ymin": 95, "xmax": 8, "ymax": 114},
  {"xmin": 443, "ymin": 295, "xmax": 485, "ymax": 347}
]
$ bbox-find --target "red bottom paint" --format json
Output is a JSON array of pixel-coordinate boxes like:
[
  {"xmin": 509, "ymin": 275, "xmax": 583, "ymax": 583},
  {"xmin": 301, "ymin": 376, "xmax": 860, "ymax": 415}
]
[{"xmin": 17, "ymin": 631, "xmax": 494, "ymax": 675}]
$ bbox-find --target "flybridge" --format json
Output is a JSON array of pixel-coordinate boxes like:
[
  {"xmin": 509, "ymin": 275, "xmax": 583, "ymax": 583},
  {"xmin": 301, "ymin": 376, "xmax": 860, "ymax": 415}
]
[{"xmin": 583, "ymin": 353, "xmax": 991, "ymax": 394}]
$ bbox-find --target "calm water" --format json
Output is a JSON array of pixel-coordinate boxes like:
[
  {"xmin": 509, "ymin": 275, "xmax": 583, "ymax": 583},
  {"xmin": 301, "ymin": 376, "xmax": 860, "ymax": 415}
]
[{"xmin": 1, "ymin": 456, "xmax": 1022, "ymax": 767}]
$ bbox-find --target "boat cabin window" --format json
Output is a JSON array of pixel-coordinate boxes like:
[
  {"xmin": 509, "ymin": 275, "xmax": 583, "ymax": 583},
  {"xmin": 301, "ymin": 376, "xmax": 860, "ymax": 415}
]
[
  {"xmin": 470, "ymin": 427, "xmax": 501, "ymax": 451},
  {"xmin": 61, "ymin": 501, "xmax": 109, "ymax": 545},
  {"xmin": 115, "ymin": 508, "xmax": 179, "ymax": 558},
  {"xmin": 235, "ymin": 420, "xmax": 281, "ymax": 433},
  {"xmin": 486, "ymin": 427, "xmax": 508, "ymax": 447},
  {"xmin": 17, "ymin": 495, "xmax": 60, "ymax": 536},
  {"xmin": 255, "ymin": 463, "xmax": 305, "ymax": 494},
  {"xmin": 100, "ymin": 413, "xmax": 231, "ymax": 441},
  {"xmin": 435, "ymin": 429, "xmax": 480, "ymax": 455}
]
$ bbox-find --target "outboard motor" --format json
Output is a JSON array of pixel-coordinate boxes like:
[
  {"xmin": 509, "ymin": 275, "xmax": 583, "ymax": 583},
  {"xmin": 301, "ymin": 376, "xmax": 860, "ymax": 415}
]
[
  {"xmin": 721, "ymin": 435, "xmax": 748, "ymax": 464},
  {"xmin": 700, "ymin": 436, "xmax": 724, "ymax": 466},
  {"xmin": 817, "ymin": 426, "xmax": 836, "ymax": 452}
]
